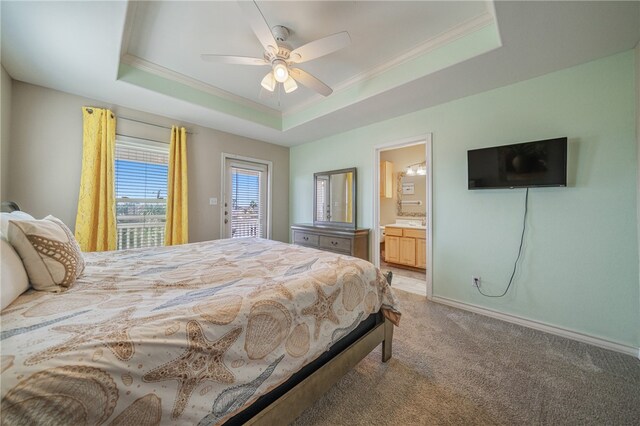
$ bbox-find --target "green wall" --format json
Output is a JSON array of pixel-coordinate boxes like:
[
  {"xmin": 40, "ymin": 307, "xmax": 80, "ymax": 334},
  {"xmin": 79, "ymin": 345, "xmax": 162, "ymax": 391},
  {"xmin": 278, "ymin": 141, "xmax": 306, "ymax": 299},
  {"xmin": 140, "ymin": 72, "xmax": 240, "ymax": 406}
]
[{"xmin": 290, "ymin": 50, "xmax": 639, "ymax": 348}]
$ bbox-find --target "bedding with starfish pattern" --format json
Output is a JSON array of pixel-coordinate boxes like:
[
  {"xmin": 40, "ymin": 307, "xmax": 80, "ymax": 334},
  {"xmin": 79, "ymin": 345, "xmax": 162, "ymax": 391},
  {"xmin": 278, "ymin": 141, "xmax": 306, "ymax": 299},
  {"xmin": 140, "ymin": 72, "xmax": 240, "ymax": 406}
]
[{"xmin": 0, "ymin": 237, "xmax": 400, "ymax": 425}]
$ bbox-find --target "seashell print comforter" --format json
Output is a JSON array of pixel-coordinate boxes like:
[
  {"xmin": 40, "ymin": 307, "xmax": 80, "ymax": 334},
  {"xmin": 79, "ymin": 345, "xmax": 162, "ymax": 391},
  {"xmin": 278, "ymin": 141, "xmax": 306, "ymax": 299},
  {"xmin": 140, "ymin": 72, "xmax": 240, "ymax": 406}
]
[{"xmin": 0, "ymin": 237, "xmax": 400, "ymax": 425}]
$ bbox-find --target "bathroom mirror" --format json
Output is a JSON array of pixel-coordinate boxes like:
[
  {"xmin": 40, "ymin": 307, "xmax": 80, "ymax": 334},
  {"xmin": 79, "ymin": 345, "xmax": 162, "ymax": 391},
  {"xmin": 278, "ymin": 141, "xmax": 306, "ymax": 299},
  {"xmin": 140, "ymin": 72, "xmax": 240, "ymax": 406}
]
[
  {"xmin": 314, "ymin": 168, "xmax": 357, "ymax": 228},
  {"xmin": 397, "ymin": 172, "xmax": 426, "ymax": 217}
]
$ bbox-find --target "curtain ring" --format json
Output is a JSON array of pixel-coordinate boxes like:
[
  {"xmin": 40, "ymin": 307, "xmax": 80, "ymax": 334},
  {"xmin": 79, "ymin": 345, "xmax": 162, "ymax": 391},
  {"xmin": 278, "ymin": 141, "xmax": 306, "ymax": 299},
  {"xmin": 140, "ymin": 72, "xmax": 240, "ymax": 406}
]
[{"xmin": 86, "ymin": 108, "xmax": 93, "ymax": 114}]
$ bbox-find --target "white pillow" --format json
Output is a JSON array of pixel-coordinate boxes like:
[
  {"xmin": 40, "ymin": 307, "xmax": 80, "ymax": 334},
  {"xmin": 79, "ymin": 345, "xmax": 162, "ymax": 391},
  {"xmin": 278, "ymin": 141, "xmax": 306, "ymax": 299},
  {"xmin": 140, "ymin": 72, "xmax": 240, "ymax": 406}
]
[
  {"xmin": 1, "ymin": 211, "xmax": 35, "ymax": 237},
  {"xmin": 7, "ymin": 215, "xmax": 85, "ymax": 292},
  {"xmin": 1, "ymin": 238, "xmax": 30, "ymax": 310}
]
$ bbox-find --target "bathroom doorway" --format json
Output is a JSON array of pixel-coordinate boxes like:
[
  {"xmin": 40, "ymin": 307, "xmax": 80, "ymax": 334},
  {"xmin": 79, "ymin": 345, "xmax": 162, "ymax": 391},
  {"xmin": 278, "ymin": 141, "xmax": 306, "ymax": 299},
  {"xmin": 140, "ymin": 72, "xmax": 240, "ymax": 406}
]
[{"xmin": 373, "ymin": 135, "xmax": 432, "ymax": 297}]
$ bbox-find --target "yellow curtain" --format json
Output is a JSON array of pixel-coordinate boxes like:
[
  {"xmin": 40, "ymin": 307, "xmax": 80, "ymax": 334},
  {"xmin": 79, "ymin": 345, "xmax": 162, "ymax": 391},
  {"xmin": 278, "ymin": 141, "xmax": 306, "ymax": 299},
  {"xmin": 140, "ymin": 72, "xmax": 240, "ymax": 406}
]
[
  {"xmin": 75, "ymin": 107, "xmax": 117, "ymax": 252},
  {"xmin": 165, "ymin": 126, "xmax": 189, "ymax": 245}
]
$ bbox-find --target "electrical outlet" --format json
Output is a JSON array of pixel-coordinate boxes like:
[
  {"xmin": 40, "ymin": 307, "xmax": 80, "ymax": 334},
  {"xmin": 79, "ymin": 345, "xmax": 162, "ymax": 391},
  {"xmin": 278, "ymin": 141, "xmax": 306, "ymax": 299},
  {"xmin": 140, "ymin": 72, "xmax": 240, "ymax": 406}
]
[{"xmin": 472, "ymin": 276, "xmax": 481, "ymax": 288}]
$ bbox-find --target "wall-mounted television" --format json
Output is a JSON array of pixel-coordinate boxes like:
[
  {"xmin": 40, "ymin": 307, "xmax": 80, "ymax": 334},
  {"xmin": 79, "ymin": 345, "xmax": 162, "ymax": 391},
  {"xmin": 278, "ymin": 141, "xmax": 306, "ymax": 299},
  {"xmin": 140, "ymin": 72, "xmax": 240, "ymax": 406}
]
[{"xmin": 468, "ymin": 137, "xmax": 567, "ymax": 189}]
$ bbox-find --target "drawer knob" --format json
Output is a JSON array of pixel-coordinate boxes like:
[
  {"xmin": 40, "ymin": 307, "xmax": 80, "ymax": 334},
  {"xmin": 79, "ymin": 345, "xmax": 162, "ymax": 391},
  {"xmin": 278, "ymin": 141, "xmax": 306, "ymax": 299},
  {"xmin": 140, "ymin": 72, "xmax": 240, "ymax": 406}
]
[
  {"xmin": 331, "ymin": 241, "xmax": 338, "ymax": 246},
  {"xmin": 303, "ymin": 236, "xmax": 308, "ymax": 241}
]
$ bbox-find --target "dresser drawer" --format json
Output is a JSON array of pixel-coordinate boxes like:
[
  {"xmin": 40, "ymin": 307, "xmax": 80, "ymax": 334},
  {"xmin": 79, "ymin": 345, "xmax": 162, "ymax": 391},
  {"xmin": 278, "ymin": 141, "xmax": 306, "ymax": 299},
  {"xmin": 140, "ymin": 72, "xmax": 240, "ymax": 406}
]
[
  {"xmin": 291, "ymin": 225, "xmax": 369, "ymax": 261},
  {"xmin": 319, "ymin": 235, "xmax": 351, "ymax": 253},
  {"xmin": 293, "ymin": 231, "xmax": 319, "ymax": 246}
]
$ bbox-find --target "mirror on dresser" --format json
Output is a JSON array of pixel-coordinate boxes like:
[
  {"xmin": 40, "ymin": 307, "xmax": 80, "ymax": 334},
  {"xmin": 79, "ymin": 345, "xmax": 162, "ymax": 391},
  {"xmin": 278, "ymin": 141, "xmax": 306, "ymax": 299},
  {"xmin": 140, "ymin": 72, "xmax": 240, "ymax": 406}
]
[
  {"xmin": 292, "ymin": 167, "xmax": 369, "ymax": 260},
  {"xmin": 314, "ymin": 167, "xmax": 357, "ymax": 229}
]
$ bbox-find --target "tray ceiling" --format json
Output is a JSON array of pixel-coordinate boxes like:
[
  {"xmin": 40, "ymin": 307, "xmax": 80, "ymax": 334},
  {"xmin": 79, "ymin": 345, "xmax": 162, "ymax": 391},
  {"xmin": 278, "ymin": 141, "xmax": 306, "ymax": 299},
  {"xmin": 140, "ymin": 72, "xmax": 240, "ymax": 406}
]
[
  {"xmin": 2, "ymin": 1, "xmax": 639, "ymax": 146},
  {"xmin": 122, "ymin": 1, "xmax": 490, "ymax": 113}
]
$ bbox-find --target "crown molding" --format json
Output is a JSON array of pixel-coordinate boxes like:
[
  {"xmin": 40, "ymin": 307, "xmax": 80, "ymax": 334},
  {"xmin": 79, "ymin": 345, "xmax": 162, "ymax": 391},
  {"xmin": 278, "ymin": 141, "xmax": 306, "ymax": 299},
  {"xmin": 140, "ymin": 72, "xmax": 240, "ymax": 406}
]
[
  {"xmin": 119, "ymin": 3, "xmax": 497, "ymax": 128},
  {"xmin": 282, "ymin": 10, "xmax": 497, "ymax": 117},
  {"xmin": 119, "ymin": 54, "xmax": 280, "ymax": 117}
]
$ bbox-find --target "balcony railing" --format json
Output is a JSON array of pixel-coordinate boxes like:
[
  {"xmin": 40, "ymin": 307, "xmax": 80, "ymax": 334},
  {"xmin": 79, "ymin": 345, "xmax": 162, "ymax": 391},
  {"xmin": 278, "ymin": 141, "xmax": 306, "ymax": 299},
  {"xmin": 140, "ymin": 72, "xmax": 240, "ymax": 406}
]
[
  {"xmin": 231, "ymin": 210, "xmax": 261, "ymax": 238},
  {"xmin": 116, "ymin": 201, "xmax": 166, "ymax": 250},
  {"xmin": 116, "ymin": 220, "xmax": 165, "ymax": 250},
  {"xmin": 115, "ymin": 202, "xmax": 261, "ymax": 248}
]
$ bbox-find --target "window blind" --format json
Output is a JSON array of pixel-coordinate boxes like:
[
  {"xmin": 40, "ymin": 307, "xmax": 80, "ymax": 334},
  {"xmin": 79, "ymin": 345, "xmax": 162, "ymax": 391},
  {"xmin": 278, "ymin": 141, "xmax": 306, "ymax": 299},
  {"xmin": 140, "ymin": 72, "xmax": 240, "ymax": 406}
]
[{"xmin": 115, "ymin": 139, "xmax": 169, "ymax": 249}]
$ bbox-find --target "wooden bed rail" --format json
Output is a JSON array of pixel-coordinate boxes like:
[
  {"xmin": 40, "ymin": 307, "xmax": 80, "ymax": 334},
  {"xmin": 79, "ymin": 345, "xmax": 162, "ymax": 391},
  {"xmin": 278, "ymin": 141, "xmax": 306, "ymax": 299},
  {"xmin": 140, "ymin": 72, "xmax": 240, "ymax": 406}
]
[{"xmin": 246, "ymin": 316, "xmax": 394, "ymax": 425}]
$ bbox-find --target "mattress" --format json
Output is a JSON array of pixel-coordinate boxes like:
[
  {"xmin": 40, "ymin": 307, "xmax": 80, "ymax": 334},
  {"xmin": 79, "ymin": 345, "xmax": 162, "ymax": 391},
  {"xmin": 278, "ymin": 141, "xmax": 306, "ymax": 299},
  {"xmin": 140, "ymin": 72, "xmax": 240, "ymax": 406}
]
[{"xmin": 0, "ymin": 237, "xmax": 400, "ymax": 425}]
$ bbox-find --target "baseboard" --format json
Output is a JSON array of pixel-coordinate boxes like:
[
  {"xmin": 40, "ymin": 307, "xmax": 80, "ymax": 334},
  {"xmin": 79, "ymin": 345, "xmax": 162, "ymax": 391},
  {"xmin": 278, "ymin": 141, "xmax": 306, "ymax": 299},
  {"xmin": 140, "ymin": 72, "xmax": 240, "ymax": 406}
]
[{"xmin": 430, "ymin": 296, "xmax": 640, "ymax": 359}]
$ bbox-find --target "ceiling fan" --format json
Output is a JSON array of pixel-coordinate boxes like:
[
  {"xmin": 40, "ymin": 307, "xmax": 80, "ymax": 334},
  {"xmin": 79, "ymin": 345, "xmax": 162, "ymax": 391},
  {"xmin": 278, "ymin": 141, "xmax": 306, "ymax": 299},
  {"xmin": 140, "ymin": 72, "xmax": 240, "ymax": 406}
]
[{"xmin": 201, "ymin": 0, "xmax": 351, "ymax": 97}]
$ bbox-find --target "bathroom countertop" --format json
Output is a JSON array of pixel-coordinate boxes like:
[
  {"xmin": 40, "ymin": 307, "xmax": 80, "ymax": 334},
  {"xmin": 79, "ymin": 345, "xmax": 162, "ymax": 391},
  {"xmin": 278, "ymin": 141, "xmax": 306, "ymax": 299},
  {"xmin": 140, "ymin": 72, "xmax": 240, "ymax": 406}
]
[{"xmin": 382, "ymin": 224, "xmax": 427, "ymax": 230}]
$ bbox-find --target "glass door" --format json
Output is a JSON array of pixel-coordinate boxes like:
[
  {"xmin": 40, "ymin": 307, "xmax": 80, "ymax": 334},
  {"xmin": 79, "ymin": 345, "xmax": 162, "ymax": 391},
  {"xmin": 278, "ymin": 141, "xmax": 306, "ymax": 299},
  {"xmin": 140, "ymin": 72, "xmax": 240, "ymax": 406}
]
[{"xmin": 223, "ymin": 157, "xmax": 269, "ymax": 239}]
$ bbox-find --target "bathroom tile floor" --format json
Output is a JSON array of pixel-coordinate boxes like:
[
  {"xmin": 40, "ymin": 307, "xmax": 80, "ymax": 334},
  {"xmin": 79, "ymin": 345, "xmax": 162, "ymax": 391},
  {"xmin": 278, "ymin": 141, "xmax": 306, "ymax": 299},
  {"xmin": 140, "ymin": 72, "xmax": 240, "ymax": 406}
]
[{"xmin": 380, "ymin": 260, "xmax": 427, "ymax": 296}]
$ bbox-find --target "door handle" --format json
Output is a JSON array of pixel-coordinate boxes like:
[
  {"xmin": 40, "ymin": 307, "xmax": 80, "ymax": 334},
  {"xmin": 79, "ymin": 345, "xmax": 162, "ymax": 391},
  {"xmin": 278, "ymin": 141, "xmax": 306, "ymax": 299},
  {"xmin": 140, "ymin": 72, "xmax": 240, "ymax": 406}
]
[{"xmin": 224, "ymin": 219, "xmax": 228, "ymax": 224}]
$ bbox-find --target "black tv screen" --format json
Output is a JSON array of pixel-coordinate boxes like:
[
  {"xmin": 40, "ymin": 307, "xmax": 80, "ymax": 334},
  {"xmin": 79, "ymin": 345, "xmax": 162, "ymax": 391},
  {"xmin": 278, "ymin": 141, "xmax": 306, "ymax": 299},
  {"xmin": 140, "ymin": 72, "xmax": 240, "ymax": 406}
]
[{"xmin": 468, "ymin": 137, "xmax": 567, "ymax": 189}]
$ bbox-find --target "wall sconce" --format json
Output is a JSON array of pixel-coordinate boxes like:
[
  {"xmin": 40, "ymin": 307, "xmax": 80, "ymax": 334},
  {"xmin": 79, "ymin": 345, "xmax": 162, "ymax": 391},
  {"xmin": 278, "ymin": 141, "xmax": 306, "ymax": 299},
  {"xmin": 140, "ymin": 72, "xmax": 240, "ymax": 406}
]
[{"xmin": 406, "ymin": 161, "xmax": 426, "ymax": 176}]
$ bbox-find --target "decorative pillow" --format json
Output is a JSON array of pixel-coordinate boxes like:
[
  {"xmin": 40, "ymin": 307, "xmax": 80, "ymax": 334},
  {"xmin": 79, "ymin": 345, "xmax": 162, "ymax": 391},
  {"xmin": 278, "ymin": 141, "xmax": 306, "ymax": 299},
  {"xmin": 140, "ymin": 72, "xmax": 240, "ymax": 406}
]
[
  {"xmin": 1, "ymin": 211, "xmax": 35, "ymax": 237},
  {"xmin": 0, "ymin": 238, "xmax": 30, "ymax": 310},
  {"xmin": 7, "ymin": 215, "xmax": 85, "ymax": 292}
]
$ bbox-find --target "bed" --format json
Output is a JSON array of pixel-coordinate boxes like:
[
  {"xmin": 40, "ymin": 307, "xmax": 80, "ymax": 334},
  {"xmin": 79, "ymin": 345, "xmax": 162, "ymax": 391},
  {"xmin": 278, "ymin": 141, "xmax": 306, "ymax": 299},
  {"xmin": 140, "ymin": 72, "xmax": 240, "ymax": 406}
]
[{"xmin": 0, "ymin": 234, "xmax": 400, "ymax": 425}]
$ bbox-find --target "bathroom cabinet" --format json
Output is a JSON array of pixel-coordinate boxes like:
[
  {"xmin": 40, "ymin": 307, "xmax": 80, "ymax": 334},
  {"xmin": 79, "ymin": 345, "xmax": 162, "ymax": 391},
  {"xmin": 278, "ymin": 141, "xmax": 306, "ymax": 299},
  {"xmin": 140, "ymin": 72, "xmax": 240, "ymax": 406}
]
[
  {"xmin": 384, "ymin": 226, "xmax": 426, "ymax": 269},
  {"xmin": 380, "ymin": 161, "xmax": 393, "ymax": 198}
]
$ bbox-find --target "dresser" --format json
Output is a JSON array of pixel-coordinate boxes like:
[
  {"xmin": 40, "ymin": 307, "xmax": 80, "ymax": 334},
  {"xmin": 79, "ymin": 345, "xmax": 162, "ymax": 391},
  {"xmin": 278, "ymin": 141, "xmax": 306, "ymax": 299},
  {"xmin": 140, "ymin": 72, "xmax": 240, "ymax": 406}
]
[{"xmin": 291, "ymin": 224, "xmax": 370, "ymax": 261}]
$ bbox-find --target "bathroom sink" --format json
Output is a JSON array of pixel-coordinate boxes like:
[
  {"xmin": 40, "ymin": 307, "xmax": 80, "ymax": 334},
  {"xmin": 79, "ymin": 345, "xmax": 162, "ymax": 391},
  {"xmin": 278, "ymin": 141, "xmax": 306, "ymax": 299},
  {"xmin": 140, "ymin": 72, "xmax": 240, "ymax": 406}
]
[
  {"xmin": 384, "ymin": 220, "xmax": 426, "ymax": 230},
  {"xmin": 386, "ymin": 224, "xmax": 426, "ymax": 229}
]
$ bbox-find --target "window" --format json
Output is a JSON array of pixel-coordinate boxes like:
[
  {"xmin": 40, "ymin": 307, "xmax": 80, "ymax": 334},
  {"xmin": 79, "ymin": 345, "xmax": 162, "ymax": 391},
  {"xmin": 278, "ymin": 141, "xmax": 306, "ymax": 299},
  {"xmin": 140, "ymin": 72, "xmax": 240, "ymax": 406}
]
[
  {"xmin": 316, "ymin": 176, "xmax": 328, "ymax": 221},
  {"xmin": 115, "ymin": 138, "xmax": 168, "ymax": 249}
]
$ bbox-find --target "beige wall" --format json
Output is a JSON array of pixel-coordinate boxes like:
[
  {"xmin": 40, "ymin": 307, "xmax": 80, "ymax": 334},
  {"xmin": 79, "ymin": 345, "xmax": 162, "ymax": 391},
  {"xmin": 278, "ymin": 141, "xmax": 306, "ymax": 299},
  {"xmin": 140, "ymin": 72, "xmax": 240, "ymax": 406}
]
[
  {"xmin": 7, "ymin": 81, "xmax": 289, "ymax": 243},
  {"xmin": 379, "ymin": 143, "xmax": 426, "ymax": 224},
  {"xmin": 1, "ymin": 65, "xmax": 11, "ymax": 200}
]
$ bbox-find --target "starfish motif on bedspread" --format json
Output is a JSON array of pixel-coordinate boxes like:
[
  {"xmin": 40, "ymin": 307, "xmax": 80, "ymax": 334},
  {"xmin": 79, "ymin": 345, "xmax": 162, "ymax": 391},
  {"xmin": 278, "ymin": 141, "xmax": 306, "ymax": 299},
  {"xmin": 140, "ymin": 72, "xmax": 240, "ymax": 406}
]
[
  {"xmin": 327, "ymin": 256, "xmax": 363, "ymax": 274},
  {"xmin": 151, "ymin": 276, "xmax": 207, "ymax": 290},
  {"xmin": 25, "ymin": 308, "xmax": 168, "ymax": 365},
  {"xmin": 198, "ymin": 258, "xmax": 239, "ymax": 270},
  {"xmin": 143, "ymin": 321, "xmax": 242, "ymax": 419},
  {"xmin": 253, "ymin": 260, "xmax": 284, "ymax": 273},
  {"xmin": 248, "ymin": 279, "xmax": 293, "ymax": 300},
  {"xmin": 301, "ymin": 282, "xmax": 341, "ymax": 339}
]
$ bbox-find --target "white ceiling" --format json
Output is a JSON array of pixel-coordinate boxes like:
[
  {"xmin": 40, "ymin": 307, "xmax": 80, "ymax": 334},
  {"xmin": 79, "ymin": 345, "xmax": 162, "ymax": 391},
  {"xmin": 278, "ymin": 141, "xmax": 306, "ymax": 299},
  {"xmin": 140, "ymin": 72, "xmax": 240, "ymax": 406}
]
[
  {"xmin": 124, "ymin": 1, "xmax": 488, "ymax": 112},
  {"xmin": 2, "ymin": 1, "xmax": 639, "ymax": 147}
]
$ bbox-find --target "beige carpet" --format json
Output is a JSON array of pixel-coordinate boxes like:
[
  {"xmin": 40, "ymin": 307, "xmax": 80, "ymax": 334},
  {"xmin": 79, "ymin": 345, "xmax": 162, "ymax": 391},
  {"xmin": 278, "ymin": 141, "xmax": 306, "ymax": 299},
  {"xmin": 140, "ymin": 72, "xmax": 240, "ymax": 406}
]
[{"xmin": 293, "ymin": 289, "xmax": 640, "ymax": 425}]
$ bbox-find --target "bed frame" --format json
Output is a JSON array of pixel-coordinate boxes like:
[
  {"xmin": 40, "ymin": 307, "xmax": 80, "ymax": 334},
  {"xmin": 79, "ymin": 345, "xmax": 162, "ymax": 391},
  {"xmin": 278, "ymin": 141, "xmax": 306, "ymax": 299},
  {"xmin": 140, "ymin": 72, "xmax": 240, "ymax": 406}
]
[{"xmin": 245, "ymin": 316, "xmax": 393, "ymax": 425}]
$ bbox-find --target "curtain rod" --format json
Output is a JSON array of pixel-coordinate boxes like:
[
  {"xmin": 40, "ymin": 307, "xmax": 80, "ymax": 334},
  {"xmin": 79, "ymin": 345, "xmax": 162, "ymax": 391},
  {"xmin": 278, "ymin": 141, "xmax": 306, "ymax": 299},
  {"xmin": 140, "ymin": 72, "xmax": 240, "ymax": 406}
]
[
  {"xmin": 116, "ymin": 133, "xmax": 169, "ymax": 145},
  {"xmin": 118, "ymin": 116, "xmax": 195, "ymax": 135}
]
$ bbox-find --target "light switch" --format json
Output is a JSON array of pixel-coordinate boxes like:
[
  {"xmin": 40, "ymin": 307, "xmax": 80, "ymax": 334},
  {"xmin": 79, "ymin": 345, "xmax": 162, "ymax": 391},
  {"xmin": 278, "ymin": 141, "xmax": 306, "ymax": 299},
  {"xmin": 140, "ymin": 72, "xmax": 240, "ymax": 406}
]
[{"xmin": 209, "ymin": 197, "xmax": 218, "ymax": 206}]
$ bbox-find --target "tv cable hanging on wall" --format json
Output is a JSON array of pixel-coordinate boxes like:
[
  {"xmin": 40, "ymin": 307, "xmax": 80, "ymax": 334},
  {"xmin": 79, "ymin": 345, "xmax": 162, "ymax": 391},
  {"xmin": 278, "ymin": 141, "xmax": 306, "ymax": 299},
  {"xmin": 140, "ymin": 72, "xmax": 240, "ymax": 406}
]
[{"xmin": 476, "ymin": 188, "xmax": 529, "ymax": 298}]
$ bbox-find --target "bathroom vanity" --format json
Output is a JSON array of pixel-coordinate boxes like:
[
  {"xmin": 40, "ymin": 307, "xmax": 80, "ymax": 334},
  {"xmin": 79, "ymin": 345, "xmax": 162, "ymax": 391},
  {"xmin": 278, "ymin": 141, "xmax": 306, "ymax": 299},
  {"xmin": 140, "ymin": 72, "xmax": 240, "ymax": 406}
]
[{"xmin": 383, "ymin": 221, "xmax": 426, "ymax": 269}]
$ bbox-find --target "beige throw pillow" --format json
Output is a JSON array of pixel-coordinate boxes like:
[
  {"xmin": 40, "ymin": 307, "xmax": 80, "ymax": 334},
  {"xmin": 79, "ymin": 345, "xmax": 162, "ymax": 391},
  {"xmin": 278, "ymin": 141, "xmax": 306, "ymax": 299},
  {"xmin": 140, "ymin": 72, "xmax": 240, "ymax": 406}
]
[
  {"xmin": 0, "ymin": 238, "xmax": 30, "ymax": 310},
  {"xmin": 7, "ymin": 215, "xmax": 85, "ymax": 292}
]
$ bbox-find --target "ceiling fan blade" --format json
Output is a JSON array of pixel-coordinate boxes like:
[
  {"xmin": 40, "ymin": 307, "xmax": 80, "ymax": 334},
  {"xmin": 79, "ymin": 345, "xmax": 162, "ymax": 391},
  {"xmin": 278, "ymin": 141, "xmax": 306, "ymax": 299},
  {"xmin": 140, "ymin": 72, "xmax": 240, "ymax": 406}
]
[
  {"xmin": 200, "ymin": 54, "xmax": 268, "ymax": 66},
  {"xmin": 289, "ymin": 32, "xmax": 351, "ymax": 64},
  {"xmin": 289, "ymin": 68, "xmax": 333, "ymax": 97},
  {"xmin": 237, "ymin": 0, "xmax": 278, "ymax": 54}
]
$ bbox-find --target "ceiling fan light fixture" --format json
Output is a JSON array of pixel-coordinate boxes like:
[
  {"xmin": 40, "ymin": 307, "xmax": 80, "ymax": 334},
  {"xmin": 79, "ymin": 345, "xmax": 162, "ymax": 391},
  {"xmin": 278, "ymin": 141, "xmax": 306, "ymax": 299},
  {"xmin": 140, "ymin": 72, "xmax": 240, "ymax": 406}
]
[
  {"xmin": 272, "ymin": 59, "xmax": 289, "ymax": 83},
  {"xmin": 283, "ymin": 76, "xmax": 298, "ymax": 93},
  {"xmin": 260, "ymin": 72, "xmax": 276, "ymax": 92}
]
